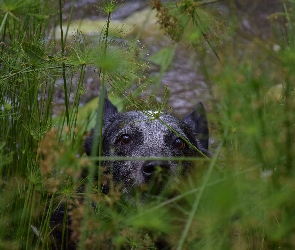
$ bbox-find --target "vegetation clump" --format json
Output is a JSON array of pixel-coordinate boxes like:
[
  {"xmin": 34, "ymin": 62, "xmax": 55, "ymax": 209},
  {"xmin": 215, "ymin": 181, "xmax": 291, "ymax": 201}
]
[{"xmin": 0, "ymin": 0, "xmax": 294, "ymax": 249}]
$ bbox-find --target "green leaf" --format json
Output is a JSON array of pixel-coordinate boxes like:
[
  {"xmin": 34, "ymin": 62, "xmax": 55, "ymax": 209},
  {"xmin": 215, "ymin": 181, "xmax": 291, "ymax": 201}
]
[
  {"xmin": 148, "ymin": 47, "xmax": 175, "ymax": 72},
  {"xmin": 22, "ymin": 42, "xmax": 46, "ymax": 63},
  {"xmin": 52, "ymin": 95, "xmax": 123, "ymax": 133}
]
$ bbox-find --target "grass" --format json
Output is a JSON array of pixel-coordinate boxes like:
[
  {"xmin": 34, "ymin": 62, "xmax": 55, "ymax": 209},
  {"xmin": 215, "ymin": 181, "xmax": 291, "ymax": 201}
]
[{"xmin": 0, "ymin": 0, "xmax": 295, "ymax": 249}]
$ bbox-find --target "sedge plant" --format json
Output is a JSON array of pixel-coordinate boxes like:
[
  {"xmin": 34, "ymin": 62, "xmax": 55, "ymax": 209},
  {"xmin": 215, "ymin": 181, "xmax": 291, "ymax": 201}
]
[{"xmin": 1, "ymin": 0, "xmax": 295, "ymax": 249}]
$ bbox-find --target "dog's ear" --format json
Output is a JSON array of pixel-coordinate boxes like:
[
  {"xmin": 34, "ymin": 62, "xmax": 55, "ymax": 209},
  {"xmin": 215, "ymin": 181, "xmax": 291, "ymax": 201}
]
[
  {"xmin": 103, "ymin": 91, "xmax": 119, "ymax": 121},
  {"xmin": 182, "ymin": 102, "xmax": 209, "ymax": 150},
  {"xmin": 84, "ymin": 92, "xmax": 119, "ymax": 156}
]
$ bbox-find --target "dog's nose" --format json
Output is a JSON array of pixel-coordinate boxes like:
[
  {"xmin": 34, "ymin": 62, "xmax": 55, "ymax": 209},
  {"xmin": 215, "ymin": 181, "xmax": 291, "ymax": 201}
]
[{"xmin": 142, "ymin": 161, "xmax": 169, "ymax": 177}]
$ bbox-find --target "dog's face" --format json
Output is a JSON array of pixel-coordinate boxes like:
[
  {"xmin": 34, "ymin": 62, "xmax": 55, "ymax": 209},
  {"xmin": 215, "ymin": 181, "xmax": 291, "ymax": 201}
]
[{"xmin": 85, "ymin": 94, "xmax": 209, "ymax": 192}]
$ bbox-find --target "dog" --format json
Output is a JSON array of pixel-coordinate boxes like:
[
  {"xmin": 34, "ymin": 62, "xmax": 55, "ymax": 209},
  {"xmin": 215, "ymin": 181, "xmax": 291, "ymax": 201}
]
[
  {"xmin": 50, "ymin": 92, "xmax": 209, "ymax": 249},
  {"xmin": 84, "ymin": 92, "xmax": 209, "ymax": 193}
]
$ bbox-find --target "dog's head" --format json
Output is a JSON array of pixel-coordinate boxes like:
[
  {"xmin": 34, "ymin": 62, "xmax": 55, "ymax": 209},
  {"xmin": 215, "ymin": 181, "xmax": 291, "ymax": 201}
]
[{"xmin": 85, "ymin": 94, "xmax": 209, "ymax": 192}]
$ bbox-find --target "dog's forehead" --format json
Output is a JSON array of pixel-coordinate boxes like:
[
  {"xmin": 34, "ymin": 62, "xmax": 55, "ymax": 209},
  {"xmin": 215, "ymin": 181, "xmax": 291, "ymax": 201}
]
[
  {"xmin": 120, "ymin": 111, "xmax": 181, "ymax": 128},
  {"xmin": 108, "ymin": 110, "xmax": 186, "ymax": 137}
]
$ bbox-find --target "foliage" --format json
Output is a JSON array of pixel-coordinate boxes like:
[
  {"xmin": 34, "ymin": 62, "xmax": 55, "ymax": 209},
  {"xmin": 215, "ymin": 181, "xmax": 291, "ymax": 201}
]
[
  {"xmin": 0, "ymin": 0, "xmax": 295, "ymax": 249},
  {"xmin": 151, "ymin": 0, "xmax": 227, "ymax": 57}
]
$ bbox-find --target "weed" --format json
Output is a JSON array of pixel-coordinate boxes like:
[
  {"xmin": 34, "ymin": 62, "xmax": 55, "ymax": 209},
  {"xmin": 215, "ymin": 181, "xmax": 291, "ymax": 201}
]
[{"xmin": 0, "ymin": 0, "xmax": 295, "ymax": 249}]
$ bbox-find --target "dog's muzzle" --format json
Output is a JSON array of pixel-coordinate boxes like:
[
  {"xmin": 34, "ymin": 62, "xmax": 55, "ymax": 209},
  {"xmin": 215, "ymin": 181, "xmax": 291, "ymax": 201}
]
[{"xmin": 141, "ymin": 160, "xmax": 170, "ymax": 177}]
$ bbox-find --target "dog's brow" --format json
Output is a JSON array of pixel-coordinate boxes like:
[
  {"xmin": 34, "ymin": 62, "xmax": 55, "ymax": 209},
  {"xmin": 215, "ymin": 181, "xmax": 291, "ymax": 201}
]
[{"xmin": 160, "ymin": 116, "xmax": 189, "ymax": 139}]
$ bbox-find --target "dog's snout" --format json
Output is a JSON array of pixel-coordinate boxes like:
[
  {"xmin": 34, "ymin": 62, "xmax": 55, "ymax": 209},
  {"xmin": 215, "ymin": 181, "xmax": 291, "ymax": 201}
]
[{"xmin": 142, "ymin": 161, "xmax": 169, "ymax": 176}]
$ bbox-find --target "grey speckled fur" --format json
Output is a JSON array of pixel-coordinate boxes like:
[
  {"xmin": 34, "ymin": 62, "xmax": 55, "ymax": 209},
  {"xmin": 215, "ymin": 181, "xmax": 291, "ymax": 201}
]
[{"xmin": 85, "ymin": 93, "xmax": 209, "ymax": 192}]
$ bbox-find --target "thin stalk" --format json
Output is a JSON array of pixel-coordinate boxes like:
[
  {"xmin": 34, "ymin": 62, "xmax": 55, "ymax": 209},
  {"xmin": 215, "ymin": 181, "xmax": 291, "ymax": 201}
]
[
  {"xmin": 177, "ymin": 127, "xmax": 228, "ymax": 249},
  {"xmin": 26, "ymin": 185, "xmax": 36, "ymax": 250},
  {"xmin": 103, "ymin": 11, "xmax": 112, "ymax": 56},
  {"xmin": 158, "ymin": 117, "xmax": 209, "ymax": 158},
  {"xmin": 282, "ymin": 3, "xmax": 294, "ymax": 175},
  {"xmin": 17, "ymin": 181, "xmax": 33, "ymax": 243},
  {"xmin": 127, "ymin": 166, "xmax": 257, "ymax": 222},
  {"xmin": 79, "ymin": 10, "xmax": 112, "ymax": 250},
  {"xmin": 59, "ymin": 0, "xmax": 70, "ymax": 126},
  {"xmin": 284, "ymin": 78, "xmax": 293, "ymax": 174},
  {"xmin": 94, "ymin": 10, "xmax": 112, "ymax": 190},
  {"xmin": 70, "ymin": 65, "xmax": 86, "ymax": 141},
  {"xmin": 64, "ymin": 0, "xmax": 76, "ymax": 44},
  {"xmin": 88, "ymin": 156, "xmax": 211, "ymax": 162},
  {"xmin": 96, "ymin": 79, "xmax": 106, "ymax": 182},
  {"xmin": 286, "ymin": 4, "xmax": 294, "ymax": 175},
  {"xmin": 0, "ymin": 65, "xmax": 64, "ymax": 81},
  {"xmin": 41, "ymin": 195, "xmax": 55, "ymax": 249},
  {"xmin": 61, "ymin": 202, "xmax": 69, "ymax": 248},
  {"xmin": 0, "ymin": 12, "xmax": 8, "ymax": 35}
]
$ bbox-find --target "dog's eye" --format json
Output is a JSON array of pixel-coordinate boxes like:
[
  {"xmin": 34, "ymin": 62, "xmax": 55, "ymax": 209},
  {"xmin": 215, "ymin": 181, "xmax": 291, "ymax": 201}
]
[
  {"xmin": 173, "ymin": 138, "xmax": 185, "ymax": 149},
  {"xmin": 120, "ymin": 134, "xmax": 132, "ymax": 145}
]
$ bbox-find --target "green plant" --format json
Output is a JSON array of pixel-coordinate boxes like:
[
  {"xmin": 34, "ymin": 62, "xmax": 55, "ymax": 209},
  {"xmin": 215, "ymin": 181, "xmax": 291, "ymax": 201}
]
[{"xmin": 1, "ymin": 0, "xmax": 295, "ymax": 249}]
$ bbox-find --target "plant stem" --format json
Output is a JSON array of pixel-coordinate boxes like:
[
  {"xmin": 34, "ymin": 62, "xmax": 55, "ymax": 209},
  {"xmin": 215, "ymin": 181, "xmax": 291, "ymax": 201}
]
[
  {"xmin": 59, "ymin": 0, "xmax": 70, "ymax": 126},
  {"xmin": 177, "ymin": 127, "xmax": 228, "ymax": 249},
  {"xmin": 79, "ymin": 9, "xmax": 112, "ymax": 250}
]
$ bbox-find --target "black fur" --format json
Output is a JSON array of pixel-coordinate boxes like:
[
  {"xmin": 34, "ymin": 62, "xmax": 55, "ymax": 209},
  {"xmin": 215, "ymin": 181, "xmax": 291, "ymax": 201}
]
[
  {"xmin": 85, "ymin": 93, "xmax": 209, "ymax": 192},
  {"xmin": 50, "ymin": 93, "xmax": 209, "ymax": 249}
]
